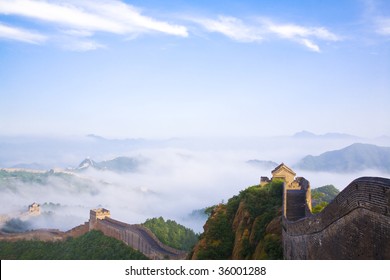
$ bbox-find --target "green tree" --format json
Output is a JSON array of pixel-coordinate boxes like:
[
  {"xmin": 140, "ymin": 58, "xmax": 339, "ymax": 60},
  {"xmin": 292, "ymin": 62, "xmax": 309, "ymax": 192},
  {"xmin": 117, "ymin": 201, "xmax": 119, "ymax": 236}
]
[
  {"xmin": 0, "ymin": 231, "xmax": 148, "ymax": 260},
  {"xmin": 143, "ymin": 217, "xmax": 199, "ymax": 251}
]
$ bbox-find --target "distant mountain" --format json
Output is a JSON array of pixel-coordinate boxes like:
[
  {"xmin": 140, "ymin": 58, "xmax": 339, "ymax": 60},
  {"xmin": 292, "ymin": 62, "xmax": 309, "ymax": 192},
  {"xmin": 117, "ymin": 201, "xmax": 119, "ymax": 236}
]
[
  {"xmin": 10, "ymin": 162, "xmax": 48, "ymax": 170},
  {"xmin": 293, "ymin": 130, "xmax": 317, "ymax": 138},
  {"xmin": 293, "ymin": 130, "xmax": 358, "ymax": 139},
  {"xmin": 86, "ymin": 134, "xmax": 146, "ymax": 144},
  {"xmin": 77, "ymin": 158, "xmax": 98, "ymax": 170},
  {"xmin": 0, "ymin": 169, "xmax": 99, "ymax": 195},
  {"xmin": 296, "ymin": 143, "xmax": 390, "ymax": 173},
  {"xmin": 246, "ymin": 160, "xmax": 278, "ymax": 169},
  {"xmin": 76, "ymin": 156, "xmax": 144, "ymax": 173}
]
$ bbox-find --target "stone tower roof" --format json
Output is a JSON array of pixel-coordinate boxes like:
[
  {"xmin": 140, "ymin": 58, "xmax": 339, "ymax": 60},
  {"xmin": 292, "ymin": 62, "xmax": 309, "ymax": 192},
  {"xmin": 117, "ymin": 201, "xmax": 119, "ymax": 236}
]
[{"xmin": 271, "ymin": 163, "xmax": 296, "ymax": 176}]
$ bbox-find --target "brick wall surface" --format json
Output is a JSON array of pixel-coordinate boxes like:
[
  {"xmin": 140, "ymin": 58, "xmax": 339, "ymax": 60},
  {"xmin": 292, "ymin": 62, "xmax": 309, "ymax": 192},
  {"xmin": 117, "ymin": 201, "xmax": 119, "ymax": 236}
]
[{"xmin": 282, "ymin": 177, "xmax": 390, "ymax": 259}]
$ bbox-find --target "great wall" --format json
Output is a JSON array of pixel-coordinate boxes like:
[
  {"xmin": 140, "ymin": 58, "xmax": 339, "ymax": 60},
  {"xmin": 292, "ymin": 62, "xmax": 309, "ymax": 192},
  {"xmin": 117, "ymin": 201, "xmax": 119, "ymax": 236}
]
[
  {"xmin": 0, "ymin": 208, "xmax": 187, "ymax": 260},
  {"xmin": 1, "ymin": 163, "xmax": 390, "ymax": 259},
  {"xmin": 88, "ymin": 208, "xmax": 187, "ymax": 259},
  {"xmin": 282, "ymin": 176, "xmax": 390, "ymax": 259},
  {"xmin": 267, "ymin": 163, "xmax": 390, "ymax": 259}
]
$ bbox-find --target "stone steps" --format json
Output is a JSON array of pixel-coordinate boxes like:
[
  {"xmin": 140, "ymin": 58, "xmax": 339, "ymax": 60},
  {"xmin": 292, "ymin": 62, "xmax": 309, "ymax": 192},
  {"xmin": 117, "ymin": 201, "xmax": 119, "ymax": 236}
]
[{"xmin": 286, "ymin": 190, "xmax": 306, "ymax": 221}]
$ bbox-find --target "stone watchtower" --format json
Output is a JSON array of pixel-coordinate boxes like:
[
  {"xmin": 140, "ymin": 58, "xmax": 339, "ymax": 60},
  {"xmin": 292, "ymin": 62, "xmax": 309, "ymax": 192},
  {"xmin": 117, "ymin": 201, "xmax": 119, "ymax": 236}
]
[
  {"xmin": 261, "ymin": 163, "xmax": 312, "ymax": 221},
  {"xmin": 271, "ymin": 163, "xmax": 296, "ymax": 187},
  {"xmin": 28, "ymin": 202, "xmax": 40, "ymax": 216},
  {"xmin": 260, "ymin": 163, "xmax": 297, "ymax": 187},
  {"xmin": 89, "ymin": 208, "xmax": 110, "ymax": 230}
]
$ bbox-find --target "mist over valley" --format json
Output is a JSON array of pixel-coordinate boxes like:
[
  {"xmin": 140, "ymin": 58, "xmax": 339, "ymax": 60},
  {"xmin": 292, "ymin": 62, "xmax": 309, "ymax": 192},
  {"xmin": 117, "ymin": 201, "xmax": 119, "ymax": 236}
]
[{"xmin": 1, "ymin": 132, "xmax": 389, "ymax": 233}]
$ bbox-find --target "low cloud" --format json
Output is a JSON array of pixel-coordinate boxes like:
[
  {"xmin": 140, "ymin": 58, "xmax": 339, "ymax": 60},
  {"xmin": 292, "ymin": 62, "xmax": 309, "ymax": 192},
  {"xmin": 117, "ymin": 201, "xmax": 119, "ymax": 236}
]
[{"xmin": 1, "ymin": 135, "xmax": 388, "ymax": 233}]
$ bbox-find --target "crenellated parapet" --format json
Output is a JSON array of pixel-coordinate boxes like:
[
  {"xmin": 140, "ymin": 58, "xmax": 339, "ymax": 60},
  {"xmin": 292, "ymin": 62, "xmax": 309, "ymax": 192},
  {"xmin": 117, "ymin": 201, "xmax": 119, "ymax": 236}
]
[{"xmin": 282, "ymin": 177, "xmax": 390, "ymax": 259}]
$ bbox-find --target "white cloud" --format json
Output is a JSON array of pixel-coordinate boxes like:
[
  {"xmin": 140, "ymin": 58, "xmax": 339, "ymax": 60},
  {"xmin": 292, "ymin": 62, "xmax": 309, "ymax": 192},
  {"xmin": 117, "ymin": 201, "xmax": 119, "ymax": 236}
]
[
  {"xmin": 266, "ymin": 22, "xmax": 339, "ymax": 41},
  {"xmin": 0, "ymin": 1, "xmax": 342, "ymax": 52},
  {"xmin": 191, "ymin": 16, "xmax": 263, "ymax": 42},
  {"xmin": 62, "ymin": 29, "xmax": 94, "ymax": 38},
  {"xmin": 62, "ymin": 39, "xmax": 106, "ymax": 52},
  {"xmin": 300, "ymin": 38, "xmax": 320, "ymax": 52},
  {"xmin": 261, "ymin": 19, "xmax": 340, "ymax": 52},
  {"xmin": 361, "ymin": 0, "xmax": 390, "ymax": 37},
  {"xmin": 376, "ymin": 17, "xmax": 390, "ymax": 35},
  {"xmin": 0, "ymin": 22, "xmax": 47, "ymax": 44},
  {"xmin": 0, "ymin": 0, "xmax": 188, "ymax": 49},
  {"xmin": 75, "ymin": 0, "xmax": 188, "ymax": 37},
  {"xmin": 190, "ymin": 15, "xmax": 340, "ymax": 52}
]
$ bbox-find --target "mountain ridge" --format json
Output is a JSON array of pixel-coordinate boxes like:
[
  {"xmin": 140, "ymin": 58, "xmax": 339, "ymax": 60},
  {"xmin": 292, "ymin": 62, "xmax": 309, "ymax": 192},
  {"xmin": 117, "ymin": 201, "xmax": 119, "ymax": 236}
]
[
  {"xmin": 293, "ymin": 130, "xmax": 359, "ymax": 139},
  {"xmin": 76, "ymin": 156, "xmax": 145, "ymax": 173},
  {"xmin": 296, "ymin": 143, "xmax": 390, "ymax": 173}
]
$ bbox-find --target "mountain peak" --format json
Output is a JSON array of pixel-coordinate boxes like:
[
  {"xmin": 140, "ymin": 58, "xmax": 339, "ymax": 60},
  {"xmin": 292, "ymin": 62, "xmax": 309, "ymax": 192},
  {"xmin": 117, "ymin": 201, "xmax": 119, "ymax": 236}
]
[{"xmin": 77, "ymin": 158, "xmax": 96, "ymax": 170}]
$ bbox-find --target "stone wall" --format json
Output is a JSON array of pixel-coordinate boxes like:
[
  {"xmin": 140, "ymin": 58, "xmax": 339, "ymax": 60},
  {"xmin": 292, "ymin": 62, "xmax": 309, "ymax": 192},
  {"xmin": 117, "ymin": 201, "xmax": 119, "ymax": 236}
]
[
  {"xmin": 93, "ymin": 217, "xmax": 187, "ymax": 260},
  {"xmin": 0, "ymin": 209, "xmax": 187, "ymax": 260},
  {"xmin": 282, "ymin": 177, "xmax": 390, "ymax": 259},
  {"xmin": 64, "ymin": 222, "xmax": 89, "ymax": 238}
]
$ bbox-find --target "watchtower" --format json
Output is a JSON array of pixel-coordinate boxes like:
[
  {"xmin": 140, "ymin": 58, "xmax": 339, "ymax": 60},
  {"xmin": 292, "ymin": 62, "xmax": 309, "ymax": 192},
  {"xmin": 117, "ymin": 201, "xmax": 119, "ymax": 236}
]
[
  {"xmin": 260, "ymin": 163, "xmax": 312, "ymax": 221},
  {"xmin": 271, "ymin": 163, "xmax": 296, "ymax": 188},
  {"xmin": 89, "ymin": 208, "xmax": 110, "ymax": 230},
  {"xmin": 28, "ymin": 202, "xmax": 40, "ymax": 215}
]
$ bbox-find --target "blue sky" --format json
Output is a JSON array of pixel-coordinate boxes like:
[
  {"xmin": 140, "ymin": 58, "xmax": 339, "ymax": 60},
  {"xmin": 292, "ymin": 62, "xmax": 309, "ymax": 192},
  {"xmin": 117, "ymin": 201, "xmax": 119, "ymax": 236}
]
[{"xmin": 0, "ymin": 0, "xmax": 389, "ymax": 138}]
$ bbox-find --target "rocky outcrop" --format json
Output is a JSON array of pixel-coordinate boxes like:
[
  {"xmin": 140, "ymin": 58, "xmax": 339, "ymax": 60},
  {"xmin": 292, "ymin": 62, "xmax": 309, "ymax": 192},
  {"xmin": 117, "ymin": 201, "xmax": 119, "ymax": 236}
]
[{"xmin": 191, "ymin": 181, "xmax": 284, "ymax": 260}]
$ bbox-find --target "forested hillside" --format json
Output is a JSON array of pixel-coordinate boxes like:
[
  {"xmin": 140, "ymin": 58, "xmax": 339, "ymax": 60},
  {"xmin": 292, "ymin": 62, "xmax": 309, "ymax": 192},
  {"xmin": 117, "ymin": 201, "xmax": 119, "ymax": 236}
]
[
  {"xmin": 143, "ymin": 217, "xmax": 198, "ymax": 251},
  {"xmin": 190, "ymin": 181, "xmax": 284, "ymax": 260},
  {"xmin": 0, "ymin": 230, "xmax": 148, "ymax": 260}
]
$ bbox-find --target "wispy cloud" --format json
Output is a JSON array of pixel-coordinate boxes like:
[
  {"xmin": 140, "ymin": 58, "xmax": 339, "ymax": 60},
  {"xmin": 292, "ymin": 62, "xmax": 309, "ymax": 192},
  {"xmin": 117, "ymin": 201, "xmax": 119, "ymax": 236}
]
[
  {"xmin": 361, "ymin": 0, "xmax": 390, "ymax": 37},
  {"xmin": 0, "ymin": 1, "xmax": 342, "ymax": 52},
  {"xmin": 0, "ymin": 0, "xmax": 188, "ymax": 49},
  {"xmin": 190, "ymin": 15, "xmax": 340, "ymax": 52},
  {"xmin": 375, "ymin": 17, "xmax": 390, "ymax": 35},
  {"xmin": 191, "ymin": 16, "xmax": 263, "ymax": 43},
  {"xmin": 262, "ymin": 19, "xmax": 340, "ymax": 52},
  {"xmin": 62, "ymin": 39, "xmax": 106, "ymax": 52},
  {"xmin": 300, "ymin": 38, "xmax": 320, "ymax": 52},
  {"xmin": 0, "ymin": 22, "xmax": 47, "ymax": 44}
]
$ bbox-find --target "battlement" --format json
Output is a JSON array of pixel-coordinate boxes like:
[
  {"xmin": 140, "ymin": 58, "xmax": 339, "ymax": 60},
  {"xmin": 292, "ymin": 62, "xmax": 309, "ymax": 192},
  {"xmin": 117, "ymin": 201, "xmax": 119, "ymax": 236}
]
[{"xmin": 282, "ymin": 177, "xmax": 390, "ymax": 259}]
